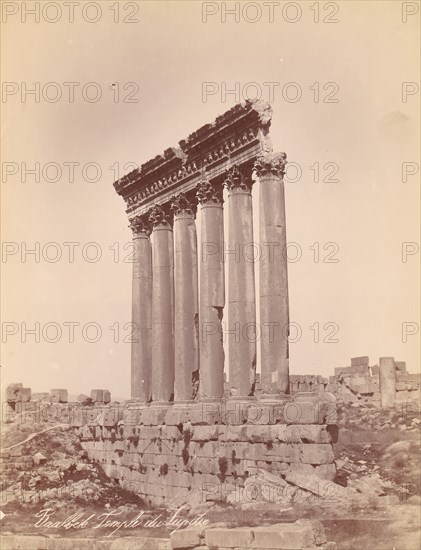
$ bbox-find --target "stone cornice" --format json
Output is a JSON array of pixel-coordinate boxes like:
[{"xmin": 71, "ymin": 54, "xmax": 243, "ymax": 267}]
[{"xmin": 113, "ymin": 100, "xmax": 273, "ymax": 217}]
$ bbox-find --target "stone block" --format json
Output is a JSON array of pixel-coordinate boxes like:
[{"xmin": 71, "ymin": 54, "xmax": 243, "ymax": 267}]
[
  {"xmin": 283, "ymin": 396, "xmax": 337, "ymax": 425},
  {"xmin": 253, "ymin": 519, "xmax": 327, "ymax": 549},
  {"xmin": 140, "ymin": 405, "xmax": 168, "ymax": 426},
  {"xmin": 395, "ymin": 361, "xmax": 406, "ymax": 372},
  {"xmin": 351, "ymin": 356, "xmax": 369, "ymax": 367},
  {"xmin": 191, "ymin": 425, "xmax": 221, "ymax": 441},
  {"xmin": 123, "ymin": 406, "xmax": 145, "ymax": 425},
  {"xmin": 291, "ymin": 463, "xmax": 336, "ymax": 481},
  {"xmin": 205, "ymin": 527, "xmax": 254, "ymax": 548},
  {"xmin": 0, "ymin": 536, "xmax": 50, "ymax": 549},
  {"xmin": 170, "ymin": 526, "xmax": 205, "ymax": 549},
  {"xmin": 109, "ymin": 537, "xmax": 171, "ymax": 549},
  {"xmin": 164, "ymin": 405, "xmax": 189, "ymax": 425},
  {"xmin": 244, "ymin": 425, "xmax": 271, "ymax": 442},
  {"xmin": 100, "ymin": 409, "xmax": 119, "ymax": 427},
  {"xmin": 297, "ymin": 444, "xmax": 334, "ymax": 464},
  {"xmin": 91, "ymin": 389, "xmax": 104, "ymax": 402},
  {"xmin": 50, "ymin": 389, "xmax": 68, "ymax": 403},
  {"xmin": 6, "ymin": 384, "xmax": 31, "ymax": 403},
  {"xmin": 31, "ymin": 392, "xmax": 50, "ymax": 402},
  {"xmin": 5, "ymin": 383, "xmax": 23, "ymax": 400},
  {"xmin": 277, "ymin": 424, "xmax": 337, "ymax": 444}
]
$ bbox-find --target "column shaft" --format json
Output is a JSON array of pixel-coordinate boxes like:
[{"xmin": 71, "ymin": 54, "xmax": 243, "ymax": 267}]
[
  {"xmin": 225, "ymin": 166, "xmax": 256, "ymax": 397},
  {"xmin": 130, "ymin": 216, "xmax": 152, "ymax": 402},
  {"xmin": 150, "ymin": 206, "xmax": 174, "ymax": 402},
  {"xmin": 172, "ymin": 194, "xmax": 199, "ymax": 401},
  {"xmin": 379, "ymin": 357, "xmax": 396, "ymax": 408},
  {"xmin": 197, "ymin": 181, "xmax": 225, "ymax": 399},
  {"xmin": 255, "ymin": 152, "xmax": 289, "ymax": 395}
]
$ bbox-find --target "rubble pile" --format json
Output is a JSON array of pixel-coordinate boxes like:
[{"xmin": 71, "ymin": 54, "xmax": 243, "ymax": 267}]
[{"xmin": 0, "ymin": 424, "xmax": 143, "ymax": 511}]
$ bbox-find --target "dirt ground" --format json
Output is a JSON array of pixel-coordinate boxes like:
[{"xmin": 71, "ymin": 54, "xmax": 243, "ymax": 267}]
[{"xmin": 1, "ymin": 402, "xmax": 420, "ymax": 549}]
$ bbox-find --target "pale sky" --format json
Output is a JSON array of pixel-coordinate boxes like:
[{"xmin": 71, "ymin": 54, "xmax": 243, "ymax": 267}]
[{"xmin": 1, "ymin": 0, "xmax": 420, "ymax": 398}]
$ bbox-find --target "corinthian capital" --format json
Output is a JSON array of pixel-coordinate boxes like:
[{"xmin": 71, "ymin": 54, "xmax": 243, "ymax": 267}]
[
  {"xmin": 254, "ymin": 151, "xmax": 287, "ymax": 178},
  {"xmin": 224, "ymin": 164, "xmax": 252, "ymax": 193},
  {"xmin": 196, "ymin": 180, "xmax": 223, "ymax": 206},
  {"xmin": 129, "ymin": 214, "xmax": 151, "ymax": 236},
  {"xmin": 171, "ymin": 192, "xmax": 196, "ymax": 217},
  {"xmin": 149, "ymin": 205, "xmax": 173, "ymax": 229}
]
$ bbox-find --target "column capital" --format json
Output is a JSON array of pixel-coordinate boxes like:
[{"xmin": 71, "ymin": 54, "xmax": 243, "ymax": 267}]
[
  {"xmin": 196, "ymin": 180, "xmax": 223, "ymax": 206},
  {"xmin": 149, "ymin": 204, "xmax": 173, "ymax": 229},
  {"xmin": 254, "ymin": 151, "xmax": 287, "ymax": 178},
  {"xmin": 129, "ymin": 214, "xmax": 152, "ymax": 236},
  {"xmin": 171, "ymin": 192, "xmax": 197, "ymax": 218},
  {"xmin": 224, "ymin": 164, "xmax": 252, "ymax": 194}
]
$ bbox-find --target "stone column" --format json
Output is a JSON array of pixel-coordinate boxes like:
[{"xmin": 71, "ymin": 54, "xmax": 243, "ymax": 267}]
[
  {"xmin": 197, "ymin": 180, "xmax": 225, "ymax": 399},
  {"xmin": 129, "ymin": 215, "xmax": 152, "ymax": 402},
  {"xmin": 171, "ymin": 193, "xmax": 199, "ymax": 401},
  {"xmin": 254, "ymin": 151, "xmax": 290, "ymax": 395},
  {"xmin": 379, "ymin": 357, "xmax": 396, "ymax": 408},
  {"xmin": 149, "ymin": 205, "xmax": 175, "ymax": 402},
  {"xmin": 224, "ymin": 164, "xmax": 256, "ymax": 397}
]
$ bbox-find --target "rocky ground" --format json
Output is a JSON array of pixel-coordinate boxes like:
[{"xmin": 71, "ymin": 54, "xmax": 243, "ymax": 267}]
[{"xmin": 1, "ymin": 402, "xmax": 420, "ymax": 548}]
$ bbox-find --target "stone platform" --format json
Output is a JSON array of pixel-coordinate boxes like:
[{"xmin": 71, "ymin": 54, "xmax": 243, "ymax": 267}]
[{"xmin": 73, "ymin": 393, "xmax": 338, "ymax": 507}]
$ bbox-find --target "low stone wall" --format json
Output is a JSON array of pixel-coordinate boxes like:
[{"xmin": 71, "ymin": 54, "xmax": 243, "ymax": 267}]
[
  {"xmin": 0, "ymin": 518, "xmax": 336, "ymax": 549},
  {"xmin": 171, "ymin": 519, "xmax": 335, "ymax": 549},
  {"xmin": 73, "ymin": 394, "xmax": 338, "ymax": 507}
]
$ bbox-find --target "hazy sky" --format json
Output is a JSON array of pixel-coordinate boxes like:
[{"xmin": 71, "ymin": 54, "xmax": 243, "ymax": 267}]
[{"xmin": 1, "ymin": 0, "xmax": 420, "ymax": 398}]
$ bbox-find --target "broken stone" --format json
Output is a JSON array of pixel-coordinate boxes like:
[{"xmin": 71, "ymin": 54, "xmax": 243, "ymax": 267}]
[
  {"xmin": 6, "ymin": 384, "xmax": 31, "ymax": 403},
  {"xmin": 33, "ymin": 452, "xmax": 47, "ymax": 465},
  {"xmin": 50, "ymin": 389, "xmax": 68, "ymax": 403}
]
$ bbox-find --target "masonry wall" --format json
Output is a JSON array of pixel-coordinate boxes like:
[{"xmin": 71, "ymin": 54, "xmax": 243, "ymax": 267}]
[{"xmin": 73, "ymin": 394, "xmax": 338, "ymax": 507}]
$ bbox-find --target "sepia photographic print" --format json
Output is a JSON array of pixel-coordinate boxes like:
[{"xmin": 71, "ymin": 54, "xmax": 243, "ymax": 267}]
[{"xmin": 1, "ymin": 1, "xmax": 420, "ymax": 549}]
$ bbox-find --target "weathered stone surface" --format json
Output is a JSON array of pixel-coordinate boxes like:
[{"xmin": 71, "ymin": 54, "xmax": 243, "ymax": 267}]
[
  {"xmin": 173, "ymin": 201, "xmax": 199, "ymax": 402},
  {"xmin": 170, "ymin": 526, "xmax": 205, "ymax": 549},
  {"xmin": 31, "ymin": 392, "xmax": 50, "ymax": 402},
  {"xmin": 6, "ymin": 384, "xmax": 31, "ymax": 403},
  {"xmin": 151, "ymin": 215, "xmax": 175, "ymax": 403},
  {"xmin": 379, "ymin": 357, "xmax": 396, "ymax": 408},
  {"xmin": 50, "ymin": 389, "xmax": 68, "ymax": 403},
  {"xmin": 253, "ymin": 519, "xmax": 327, "ymax": 549},
  {"xmin": 130, "ymin": 221, "xmax": 152, "ymax": 403},
  {"xmin": 257, "ymin": 154, "xmax": 289, "ymax": 395},
  {"xmin": 225, "ymin": 169, "xmax": 256, "ymax": 398},
  {"xmin": 198, "ymin": 185, "xmax": 225, "ymax": 399},
  {"xmin": 351, "ymin": 356, "xmax": 369, "ymax": 367},
  {"xmin": 205, "ymin": 527, "xmax": 254, "ymax": 548},
  {"xmin": 277, "ymin": 424, "xmax": 338, "ymax": 444},
  {"xmin": 296, "ymin": 444, "xmax": 335, "ymax": 464}
]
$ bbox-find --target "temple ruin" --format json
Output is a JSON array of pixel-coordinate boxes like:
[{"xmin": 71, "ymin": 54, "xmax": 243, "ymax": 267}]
[
  {"xmin": 4, "ymin": 103, "xmax": 419, "ymax": 514},
  {"xmin": 114, "ymin": 100, "xmax": 290, "ymax": 403}
]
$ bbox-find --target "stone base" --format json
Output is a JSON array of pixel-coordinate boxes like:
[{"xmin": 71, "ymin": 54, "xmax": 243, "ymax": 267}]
[{"xmin": 74, "ymin": 393, "xmax": 338, "ymax": 507}]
